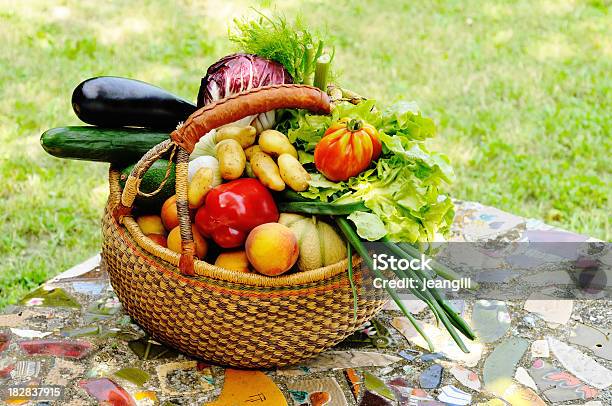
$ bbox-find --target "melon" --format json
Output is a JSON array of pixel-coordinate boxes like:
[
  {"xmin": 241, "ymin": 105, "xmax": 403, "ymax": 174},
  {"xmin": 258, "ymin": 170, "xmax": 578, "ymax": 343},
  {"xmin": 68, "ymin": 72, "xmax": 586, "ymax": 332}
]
[{"xmin": 278, "ymin": 213, "xmax": 347, "ymax": 271}]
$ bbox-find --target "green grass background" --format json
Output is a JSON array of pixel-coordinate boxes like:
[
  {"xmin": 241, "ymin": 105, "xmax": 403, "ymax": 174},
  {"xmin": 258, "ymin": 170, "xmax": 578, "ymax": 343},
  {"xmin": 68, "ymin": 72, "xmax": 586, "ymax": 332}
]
[{"xmin": 0, "ymin": 0, "xmax": 610, "ymax": 308}]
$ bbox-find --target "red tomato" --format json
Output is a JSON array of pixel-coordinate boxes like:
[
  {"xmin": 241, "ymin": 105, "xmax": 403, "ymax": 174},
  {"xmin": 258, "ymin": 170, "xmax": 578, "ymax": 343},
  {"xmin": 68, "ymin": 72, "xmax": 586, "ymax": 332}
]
[{"xmin": 314, "ymin": 118, "xmax": 381, "ymax": 182}]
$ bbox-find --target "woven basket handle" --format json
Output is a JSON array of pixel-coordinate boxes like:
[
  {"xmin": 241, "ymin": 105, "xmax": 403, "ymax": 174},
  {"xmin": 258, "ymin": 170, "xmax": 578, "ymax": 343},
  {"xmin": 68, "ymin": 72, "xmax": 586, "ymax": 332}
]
[{"xmin": 118, "ymin": 84, "xmax": 331, "ymax": 276}]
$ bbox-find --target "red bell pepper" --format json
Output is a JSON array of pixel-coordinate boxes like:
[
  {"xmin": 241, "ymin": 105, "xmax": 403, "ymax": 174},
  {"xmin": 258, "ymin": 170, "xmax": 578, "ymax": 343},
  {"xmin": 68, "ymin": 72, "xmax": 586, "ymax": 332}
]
[{"xmin": 195, "ymin": 178, "xmax": 279, "ymax": 248}]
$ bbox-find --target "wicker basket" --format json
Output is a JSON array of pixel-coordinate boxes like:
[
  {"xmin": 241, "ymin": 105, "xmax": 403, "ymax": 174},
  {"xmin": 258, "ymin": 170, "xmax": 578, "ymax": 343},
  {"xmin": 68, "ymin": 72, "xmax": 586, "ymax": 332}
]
[{"xmin": 102, "ymin": 84, "xmax": 387, "ymax": 368}]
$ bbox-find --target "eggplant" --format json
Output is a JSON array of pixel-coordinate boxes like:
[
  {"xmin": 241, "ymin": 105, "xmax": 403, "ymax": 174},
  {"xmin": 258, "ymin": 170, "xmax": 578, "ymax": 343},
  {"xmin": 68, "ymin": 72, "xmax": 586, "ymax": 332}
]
[{"xmin": 72, "ymin": 76, "xmax": 198, "ymax": 130}]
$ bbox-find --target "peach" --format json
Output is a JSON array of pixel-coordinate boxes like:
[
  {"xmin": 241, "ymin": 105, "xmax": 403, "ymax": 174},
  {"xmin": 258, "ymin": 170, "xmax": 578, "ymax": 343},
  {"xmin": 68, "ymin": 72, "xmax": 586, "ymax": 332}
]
[
  {"xmin": 245, "ymin": 223, "xmax": 299, "ymax": 276},
  {"xmin": 146, "ymin": 233, "xmax": 167, "ymax": 248},
  {"xmin": 161, "ymin": 195, "xmax": 179, "ymax": 231},
  {"xmin": 167, "ymin": 225, "xmax": 208, "ymax": 259},
  {"xmin": 137, "ymin": 215, "xmax": 166, "ymax": 235},
  {"xmin": 214, "ymin": 250, "xmax": 250, "ymax": 273}
]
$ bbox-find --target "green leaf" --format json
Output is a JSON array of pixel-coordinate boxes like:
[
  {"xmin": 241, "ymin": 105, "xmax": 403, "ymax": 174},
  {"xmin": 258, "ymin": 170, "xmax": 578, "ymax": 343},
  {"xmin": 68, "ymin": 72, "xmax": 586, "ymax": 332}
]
[
  {"xmin": 379, "ymin": 101, "xmax": 436, "ymax": 140},
  {"xmin": 279, "ymin": 109, "xmax": 331, "ymax": 152},
  {"xmin": 276, "ymin": 98, "xmax": 455, "ymax": 244},
  {"xmin": 347, "ymin": 211, "xmax": 387, "ymax": 241},
  {"xmin": 332, "ymin": 100, "xmax": 380, "ymax": 125},
  {"xmin": 297, "ymin": 150, "xmax": 314, "ymax": 164},
  {"xmin": 300, "ymin": 174, "xmax": 346, "ymax": 202}
]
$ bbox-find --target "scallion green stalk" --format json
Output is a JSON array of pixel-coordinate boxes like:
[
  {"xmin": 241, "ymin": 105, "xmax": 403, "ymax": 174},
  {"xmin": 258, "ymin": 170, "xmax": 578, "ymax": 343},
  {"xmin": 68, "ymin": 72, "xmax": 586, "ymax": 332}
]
[
  {"xmin": 398, "ymin": 242, "xmax": 479, "ymax": 289},
  {"xmin": 336, "ymin": 217, "xmax": 435, "ymax": 351},
  {"xmin": 389, "ymin": 242, "xmax": 476, "ymax": 338},
  {"xmin": 278, "ymin": 201, "xmax": 368, "ymax": 215},
  {"xmin": 382, "ymin": 240, "xmax": 474, "ymax": 350},
  {"xmin": 303, "ymin": 44, "xmax": 315, "ymax": 85},
  {"xmin": 347, "ymin": 242, "xmax": 358, "ymax": 323},
  {"xmin": 313, "ymin": 54, "xmax": 331, "ymax": 92},
  {"xmin": 275, "ymin": 193, "xmax": 475, "ymax": 351}
]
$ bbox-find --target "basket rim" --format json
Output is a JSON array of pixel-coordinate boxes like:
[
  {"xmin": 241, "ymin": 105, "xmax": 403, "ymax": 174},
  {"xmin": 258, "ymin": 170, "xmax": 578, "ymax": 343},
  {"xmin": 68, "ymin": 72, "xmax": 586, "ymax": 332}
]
[{"xmin": 108, "ymin": 168, "xmax": 362, "ymax": 288}]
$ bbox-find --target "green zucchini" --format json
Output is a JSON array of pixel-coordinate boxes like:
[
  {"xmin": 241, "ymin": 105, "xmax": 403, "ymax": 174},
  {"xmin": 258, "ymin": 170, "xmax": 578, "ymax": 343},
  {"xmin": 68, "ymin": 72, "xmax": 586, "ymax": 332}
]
[
  {"xmin": 40, "ymin": 126, "xmax": 169, "ymax": 165},
  {"xmin": 119, "ymin": 159, "xmax": 176, "ymax": 211}
]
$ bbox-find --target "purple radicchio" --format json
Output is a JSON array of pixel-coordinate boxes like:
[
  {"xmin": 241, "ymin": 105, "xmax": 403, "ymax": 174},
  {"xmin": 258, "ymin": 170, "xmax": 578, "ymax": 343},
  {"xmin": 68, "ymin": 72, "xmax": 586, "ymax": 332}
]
[{"xmin": 196, "ymin": 53, "xmax": 292, "ymax": 133}]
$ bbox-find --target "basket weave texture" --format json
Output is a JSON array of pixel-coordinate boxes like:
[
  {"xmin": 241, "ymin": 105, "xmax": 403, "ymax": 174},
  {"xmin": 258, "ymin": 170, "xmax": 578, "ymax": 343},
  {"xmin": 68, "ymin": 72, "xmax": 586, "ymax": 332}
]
[
  {"xmin": 102, "ymin": 178, "xmax": 387, "ymax": 366},
  {"xmin": 101, "ymin": 85, "xmax": 387, "ymax": 368}
]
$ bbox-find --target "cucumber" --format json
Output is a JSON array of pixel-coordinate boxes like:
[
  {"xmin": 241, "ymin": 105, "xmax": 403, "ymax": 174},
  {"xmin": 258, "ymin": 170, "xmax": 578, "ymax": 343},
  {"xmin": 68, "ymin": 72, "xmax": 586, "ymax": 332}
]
[
  {"xmin": 41, "ymin": 126, "xmax": 169, "ymax": 165},
  {"xmin": 119, "ymin": 159, "xmax": 176, "ymax": 211}
]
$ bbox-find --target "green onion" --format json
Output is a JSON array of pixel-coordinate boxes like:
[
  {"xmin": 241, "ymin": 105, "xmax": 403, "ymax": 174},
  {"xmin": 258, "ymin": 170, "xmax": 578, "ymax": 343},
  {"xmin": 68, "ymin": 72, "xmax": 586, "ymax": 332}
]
[
  {"xmin": 398, "ymin": 242, "xmax": 479, "ymax": 289},
  {"xmin": 410, "ymin": 265, "xmax": 475, "ymax": 339},
  {"xmin": 347, "ymin": 242, "xmax": 358, "ymax": 323},
  {"xmin": 278, "ymin": 201, "xmax": 368, "ymax": 215},
  {"xmin": 382, "ymin": 240, "xmax": 474, "ymax": 350},
  {"xmin": 277, "ymin": 190, "xmax": 311, "ymax": 202},
  {"xmin": 336, "ymin": 217, "xmax": 435, "ymax": 351},
  {"xmin": 276, "ymin": 192, "xmax": 475, "ymax": 351}
]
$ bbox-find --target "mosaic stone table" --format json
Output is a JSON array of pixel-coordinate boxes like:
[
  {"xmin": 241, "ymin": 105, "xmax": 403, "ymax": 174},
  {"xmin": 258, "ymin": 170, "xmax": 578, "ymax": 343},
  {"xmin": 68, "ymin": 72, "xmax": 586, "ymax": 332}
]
[{"xmin": 0, "ymin": 201, "xmax": 610, "ymax": 405}]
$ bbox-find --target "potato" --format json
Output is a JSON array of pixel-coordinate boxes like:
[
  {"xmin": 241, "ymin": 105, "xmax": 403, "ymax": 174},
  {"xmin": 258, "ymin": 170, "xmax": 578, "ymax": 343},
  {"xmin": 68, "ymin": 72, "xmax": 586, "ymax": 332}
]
[
  {"xmin": 216, "ymin": 125, "xmax": 257, "ymax": 149},
  {"xmin": 244, "ymin": 145, "xmax": 262, "ymax": 161},
  {"xmin": 258, "ymin": 129, "xmax": 298, "ymax": 159},
  {"xmin": 216, "ymin": 139, "xmax": 246, "ymax": 180},
  {"xmin": 250, "ymin": 151, "xmax": 285, "ymax": 191},
  {"xmin": 188, "ymin": 167, "xmax": 213, "ymax": 208},
  {"xmin": 278, "ymin": 153, "xmax": 311, "ymax": 192}
]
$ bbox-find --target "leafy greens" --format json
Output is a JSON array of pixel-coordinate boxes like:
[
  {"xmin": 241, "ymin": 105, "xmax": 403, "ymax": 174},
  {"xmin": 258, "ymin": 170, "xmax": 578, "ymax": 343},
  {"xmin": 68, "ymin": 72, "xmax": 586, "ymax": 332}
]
[
  {"xmin": 276, "ymin": 100, "xmax": 455, "ymax": 243},
  {"xmin": 229, "ymin": 12, "xmax": 331, "ymax": 84}
]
